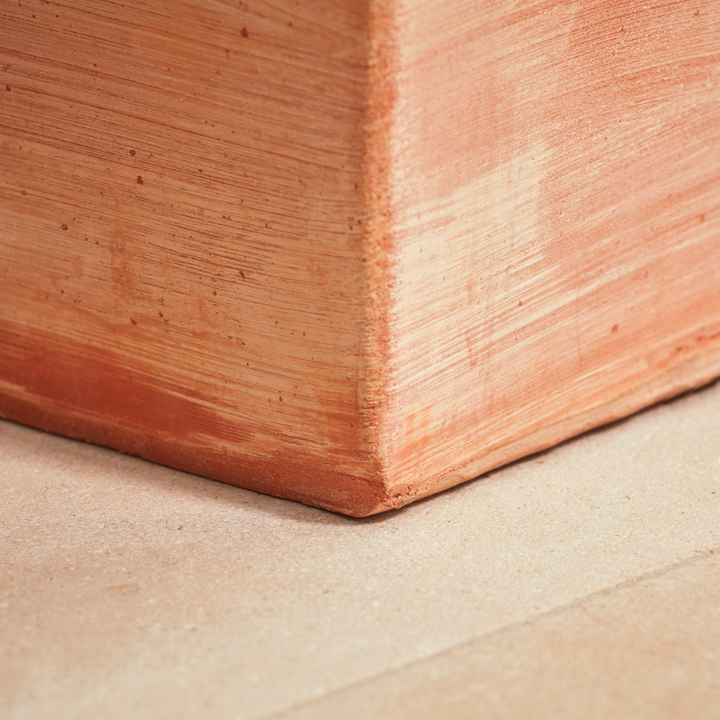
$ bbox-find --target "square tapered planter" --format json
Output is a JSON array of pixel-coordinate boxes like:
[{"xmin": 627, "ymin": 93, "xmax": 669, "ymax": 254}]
[{"xmin": 2, "ymin": 0, "xmax": 720, "ymax": 515}]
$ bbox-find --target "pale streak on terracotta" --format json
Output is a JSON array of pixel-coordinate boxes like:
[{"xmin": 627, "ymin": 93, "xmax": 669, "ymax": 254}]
[{"xmin": 1, "ymin": 0, "xmax": 719, "ymax": 516}]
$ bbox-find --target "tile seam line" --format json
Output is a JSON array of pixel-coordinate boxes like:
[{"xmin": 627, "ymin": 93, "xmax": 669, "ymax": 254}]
[{"xmin": 259, "ymin": 544, "xmax": 720, "ymax": 719}]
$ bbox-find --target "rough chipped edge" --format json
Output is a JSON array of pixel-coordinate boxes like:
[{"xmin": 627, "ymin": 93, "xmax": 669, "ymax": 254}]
[{"xmin": 355, "ymin": 0, "xmax": 400, "ymax": 506}]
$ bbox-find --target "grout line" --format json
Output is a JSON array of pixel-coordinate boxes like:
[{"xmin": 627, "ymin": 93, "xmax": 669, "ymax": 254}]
[{"xmin": 260, "ymin": 544, "xmax": 720, "ymax": 719}]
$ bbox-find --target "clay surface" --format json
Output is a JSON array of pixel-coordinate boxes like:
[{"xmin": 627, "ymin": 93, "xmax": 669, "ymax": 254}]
[{"xmin": 1, "ymin": 0, "xmax": 720, "ymax": 514}]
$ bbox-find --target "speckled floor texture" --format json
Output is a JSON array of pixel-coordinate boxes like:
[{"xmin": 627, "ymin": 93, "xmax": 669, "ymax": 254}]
[{"xmin": 2, "ymin": 379, "xmax": 720, "ymax": 720}]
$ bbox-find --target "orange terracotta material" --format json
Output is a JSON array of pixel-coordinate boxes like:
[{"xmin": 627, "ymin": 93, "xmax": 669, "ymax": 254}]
[{"xmin": 1, "ymin": 0, "xmax": 720, "ymax": 515}]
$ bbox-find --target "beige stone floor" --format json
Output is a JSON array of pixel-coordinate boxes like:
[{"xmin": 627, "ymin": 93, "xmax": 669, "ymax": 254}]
[{"xmin": 1, "ymin": 380, "xmax": 720, "ymax": 720}]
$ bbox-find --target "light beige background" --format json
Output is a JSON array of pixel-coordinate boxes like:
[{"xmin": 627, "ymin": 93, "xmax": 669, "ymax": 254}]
[{"xmin": 2, "ymin": 379, "xmax": 720, "ymax": 719}]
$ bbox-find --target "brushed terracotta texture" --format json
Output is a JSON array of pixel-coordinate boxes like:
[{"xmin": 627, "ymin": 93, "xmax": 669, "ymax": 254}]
[{"xmin": 1, "ymin": 0, "xmax": 720, "ymax": 515}]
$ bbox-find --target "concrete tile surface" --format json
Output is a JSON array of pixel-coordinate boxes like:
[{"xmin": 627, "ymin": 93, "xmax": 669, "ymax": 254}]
[
  {"xmin": 276, "ymin": 551, "xmax": 720, "ymax": 720},
  {"xmin": 1, "ymin": 379, "xmax": 719, "ymax": 719}
]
